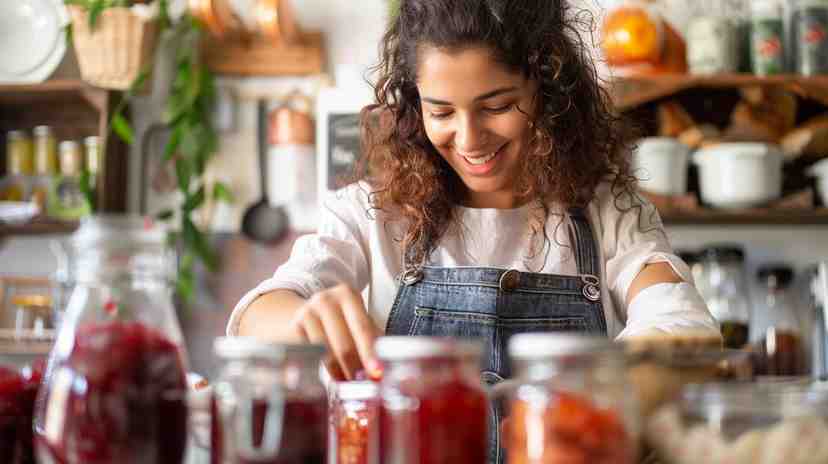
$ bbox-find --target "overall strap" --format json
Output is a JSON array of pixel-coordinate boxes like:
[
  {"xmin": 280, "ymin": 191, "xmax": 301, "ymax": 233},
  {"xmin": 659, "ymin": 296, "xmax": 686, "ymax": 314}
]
[{"xmin": 568, "ymin": 207, "xmax": 600, "ymax": 278}]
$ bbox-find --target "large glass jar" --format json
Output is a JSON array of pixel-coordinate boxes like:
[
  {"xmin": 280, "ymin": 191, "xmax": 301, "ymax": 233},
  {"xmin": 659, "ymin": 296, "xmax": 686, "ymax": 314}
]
[
  {"xmin": 751, "ymin": 264, "xmax": 809, "ymax": 377},
  {"xmin": 212, "ymin": 337, "xmax": 328, "ymax": 464},
  {"xmin": 329, "ymin": 380, "xmax": 380, "ymax": 464},
  {"xmin": 375, "ymin": 336, "xmax": 488, "ymax": 464},
  {"xmin": 647, "ymin": 382, "xmax": 828, "ymax": 464},
  {"xmin": 700, "ymin": 245, "xmax": 752, "ymax": 349},
  {"xmin": 502, "ymin": 333, "xmax": 639, "ymax": 464},
  {"xmin": 33, "ymin": 215, "xmax": 189, "ymax": 464}
]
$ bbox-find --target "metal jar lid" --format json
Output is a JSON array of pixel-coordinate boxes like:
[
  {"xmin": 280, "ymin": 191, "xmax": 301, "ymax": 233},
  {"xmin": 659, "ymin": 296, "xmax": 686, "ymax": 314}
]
[
  {"xmin": 508, "ymin": 333, "xmax": 616, "ymax": 360},
  {"xmin": 375, "ymin": 336, "xmax": 483, "ymax": 362}
]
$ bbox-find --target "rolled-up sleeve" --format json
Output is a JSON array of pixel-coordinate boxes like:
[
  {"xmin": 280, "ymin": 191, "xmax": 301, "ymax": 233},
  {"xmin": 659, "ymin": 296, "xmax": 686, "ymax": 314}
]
[
  {"xmin": 226, "ymin": 186, "xmax": 372, "ymax": 335},
  {"xmin": 592, "ymin": 185, "xmax": 719, "ymax": 340}
]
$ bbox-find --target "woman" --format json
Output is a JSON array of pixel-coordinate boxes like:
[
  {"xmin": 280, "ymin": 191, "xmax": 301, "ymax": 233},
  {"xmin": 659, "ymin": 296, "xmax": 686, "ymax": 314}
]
[{"xmin": 229, "ymin": 0, "xmax": 717, "ymax": 384}]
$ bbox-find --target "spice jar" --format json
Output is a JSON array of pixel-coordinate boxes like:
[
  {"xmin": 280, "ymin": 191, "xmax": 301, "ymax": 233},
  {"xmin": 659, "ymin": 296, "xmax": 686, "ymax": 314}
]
[
  {"xmin": 751, "ymin": 264, "xmax": 809, "ymax": 377},
  {"xmin": 329, "ymin": 380, "xmax": 380, "ymax": 464},
  {"xmin": 375, "ymin": 336, "xmax": 488, "ymax": 464},
  {"xmin": 212, "ymin": 337, "xmax": 328, "ymax": 464},
  {"xmin": 501, "ymin": 333, "xmax": 639, "ymax": 464},
  {"xmin": 700, "ymin": 245, "xmax": 752, "ymax": 349},
  {"xmin": 33, "ymin": 215, "xmax": 189, "ymax": 464}
]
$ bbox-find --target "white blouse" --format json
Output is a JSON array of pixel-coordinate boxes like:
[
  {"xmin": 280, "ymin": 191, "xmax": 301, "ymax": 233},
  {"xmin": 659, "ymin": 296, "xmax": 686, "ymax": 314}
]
[{"xmin": 228, "ymin": 181, "xmax": 719, "ymax": 340}]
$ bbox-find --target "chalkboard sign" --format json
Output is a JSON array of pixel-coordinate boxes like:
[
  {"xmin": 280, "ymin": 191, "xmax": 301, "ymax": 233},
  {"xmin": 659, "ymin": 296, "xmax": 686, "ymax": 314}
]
[{"xmin": 326, "ymin": 113, "xmax": 362, "ymax": 190}]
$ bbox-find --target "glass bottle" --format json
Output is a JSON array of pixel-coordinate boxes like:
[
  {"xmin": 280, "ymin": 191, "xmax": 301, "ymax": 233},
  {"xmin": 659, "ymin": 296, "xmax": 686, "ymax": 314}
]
[
  {"xmin": 751, "ymin": 264, "xmax": 809, "ymax": 377},
  {"xmin": 212, "ymin": 337, "xmax": 328, "ymax": 464},
  {"xmin": 375, "ymin": 336, "xmax": 488, "ymax": 464},
  {"xmin": 33, "ymin": 215, "xmax": 189, "ymax": 464},
  {"xmin": 31, "ymin": 126, "xmax": 58, "ymax": 212},
  {"xmin": 0, "ymin": 130, "xmax": 32, "ymax": 202},
  {"xmin": 329, "ymin": 380, "xmax": 380, "ymax": 464},
  {"xmin": 790, "ymin": 0, "xmax": 828, "ymax": 75},
  {"xmin": 48, "ymin": 140, "xmax": 90, "ymax": 220},
  {"xmin": 700, "ymin": 245, "xmax": 752, "ymax": 349},
  {"xmin": 502, "ymin": 333, "xmax": 639, "ymax": 464}
]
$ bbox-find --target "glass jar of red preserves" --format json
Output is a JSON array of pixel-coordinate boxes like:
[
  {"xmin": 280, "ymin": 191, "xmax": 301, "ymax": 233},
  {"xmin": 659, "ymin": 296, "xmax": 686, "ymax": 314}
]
[
  {"xmin": 330, "ymin": 380, "xmax": 380, "ymax": 464},
  {"xmin": 502, "ymin": 333, "xmax": 639, "ymax": 464},
  {"xmin": 33, "ymin": 215, "xmax": 189, "ymax": 464},
  {"xmin": 0, "ymin": 358, "xmax": 45, "ymax": 464},
  {"xmin": 212, "ymin": 337, "xmax": 328, "ymax": 464},
  {"xmin": 375, "ymin": 336, "xmax": 488, "ymax": 464}
]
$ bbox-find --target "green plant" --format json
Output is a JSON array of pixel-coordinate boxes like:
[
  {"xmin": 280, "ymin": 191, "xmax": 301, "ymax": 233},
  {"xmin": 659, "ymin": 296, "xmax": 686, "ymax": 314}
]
[{"xmin": 66, "ymin": 0, "xmax": 233, "ymax": 302}]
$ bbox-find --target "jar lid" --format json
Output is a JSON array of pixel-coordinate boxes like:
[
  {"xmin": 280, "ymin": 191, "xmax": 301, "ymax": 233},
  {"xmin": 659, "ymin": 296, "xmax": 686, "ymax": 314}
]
[
  {"xmin": 6, "ymin": 130, "xmax": 25, "ymax": 140},
  {"xmin": 701, "ymin": 244, "xmax": 745, "ymax": 262},
  {"xmin": 72, "ymin": 215, "xmax": 168, "ymax": 250},
  {"xmin": 374, "ymin": 336, "xmax": 483, "ymax": 361},
  {"xmin": 508, "ymin": 333, "xmax": 616, "ymax": 360},
  {"xmin": 333, "ymin": 380, "xmax": 379, "ymax": 400},
  {"xmin": 33, "ymin": 126, "xmax": 52, "ymax": 136},
  {"xmin": 757, "ymin": 264, "xmax": 794, "ymax": 289},
  {"xmin": 214, "ymin": 336, "xmax": 285, "ymax": 360},
  {"xmin": 10, "ymin": 294, "xmax": 52, "ymax": 309}
]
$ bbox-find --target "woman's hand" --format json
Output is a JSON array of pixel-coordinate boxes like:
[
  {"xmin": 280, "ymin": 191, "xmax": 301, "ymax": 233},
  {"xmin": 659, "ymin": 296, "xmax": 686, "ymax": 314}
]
[{"xmin": 289, "ymin": 284, "xmax": 382, "ymax": 381}]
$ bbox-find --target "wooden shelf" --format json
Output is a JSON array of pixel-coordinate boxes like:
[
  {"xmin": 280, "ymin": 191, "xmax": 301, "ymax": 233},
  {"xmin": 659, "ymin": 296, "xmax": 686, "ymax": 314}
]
[
  {"xmin": 0, "ymin": 79, "xmax": 109, "ymax": 113},
  {"xmin": 0, "ymin": 218, "xmax": 79, "ymax": 237},
  {"xmin": 662, "ymin": 208, "xmax": 828, "ymax": 225},
  {"xmin": 611, "ymin": 73, "xmax": 828, "ymax": 111}
]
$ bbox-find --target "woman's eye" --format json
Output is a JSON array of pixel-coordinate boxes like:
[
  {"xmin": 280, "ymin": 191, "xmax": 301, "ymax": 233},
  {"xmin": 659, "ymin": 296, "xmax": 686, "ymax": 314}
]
[
  {"xmin": 429, "ymin": 111, "xmax": 453, "ymax": 120},
  {"xmin": 485, "ymin": 104, "xmax": 513, "ymax": 114}
]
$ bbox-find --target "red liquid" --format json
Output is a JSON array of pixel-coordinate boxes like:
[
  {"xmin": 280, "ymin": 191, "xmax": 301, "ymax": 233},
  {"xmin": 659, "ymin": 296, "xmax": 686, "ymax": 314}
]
[
  {"xmin": 35, "ymin": 321, "xmax": 188, "ymax": 464},
  {"xmin": 753, "ymin": 330, "xmax": 808, "ymax": 377},
  {"xmin": 0, "ymin": 359, "xmax": 46, "ymax": 464},
  {"xmin": 379, "ymin": 367, "xmax": 488, "ymax": 464},
  {"xmin": 212, "ymin": 396, "xmax": 327, "ymax": 464},
  {"xmin": 333, "ymin": 386, "xmax": 379, "ymax": 464},
  {"xmin": 506, "ymin": 391, "xmax": 635, "ymax": 464}
]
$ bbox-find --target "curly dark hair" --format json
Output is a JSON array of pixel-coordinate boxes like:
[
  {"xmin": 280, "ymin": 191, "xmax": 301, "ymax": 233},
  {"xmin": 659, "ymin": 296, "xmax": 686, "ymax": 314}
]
[{"xmin": 359, "ymin": 0, "xmax": 639, "ymax": 270}]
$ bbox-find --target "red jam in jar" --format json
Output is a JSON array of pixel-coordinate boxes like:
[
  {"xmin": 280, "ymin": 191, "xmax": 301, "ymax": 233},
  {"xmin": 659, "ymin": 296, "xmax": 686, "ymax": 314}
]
[
  {"xmin": 376, "ymin": 337, "xmax": 488, "ymax": 464},
  {"xmin": 35, "ymin": 321, "xmax": 188, "ymax": 464},
  {"xmin": 331, "ymin": 381, "xmax": 380, "ymax": 464},
  {"xmin": 0, "ymin": 359, "xmax": 46, "ymax": 464},
  {"xmin": 506, "ymin": 391, "xmax": 635, "ymax": 464}
]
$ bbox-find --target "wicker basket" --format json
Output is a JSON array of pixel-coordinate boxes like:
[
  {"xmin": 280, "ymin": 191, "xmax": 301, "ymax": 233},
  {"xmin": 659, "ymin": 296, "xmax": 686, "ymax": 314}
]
[{"xmin": 68, "ymin": 6, "xmax": 159, "ymax": 90}]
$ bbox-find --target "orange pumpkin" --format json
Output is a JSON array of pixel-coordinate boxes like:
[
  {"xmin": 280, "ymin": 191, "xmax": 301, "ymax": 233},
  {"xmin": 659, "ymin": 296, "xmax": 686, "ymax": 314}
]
[{"xmin": 602, "ymin": 6, "xmax": 663, "ymax": 66}]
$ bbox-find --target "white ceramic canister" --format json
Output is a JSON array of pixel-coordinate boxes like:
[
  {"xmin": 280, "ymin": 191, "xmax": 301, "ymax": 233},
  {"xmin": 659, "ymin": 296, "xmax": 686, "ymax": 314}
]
[
  {"xmin": 633, "ymin": 137, "xmax": 690, "ymax": 196},
  {"xmin": 693, "ymin": 142, "xmax": 783, "ymax": 209}
]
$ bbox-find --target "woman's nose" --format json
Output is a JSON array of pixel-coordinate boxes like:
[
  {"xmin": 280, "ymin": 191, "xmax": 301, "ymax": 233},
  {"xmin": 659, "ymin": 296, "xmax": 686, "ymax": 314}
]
[{"xmin": 455, "ymin": 114, "xmax": 488, "ymax": 153}]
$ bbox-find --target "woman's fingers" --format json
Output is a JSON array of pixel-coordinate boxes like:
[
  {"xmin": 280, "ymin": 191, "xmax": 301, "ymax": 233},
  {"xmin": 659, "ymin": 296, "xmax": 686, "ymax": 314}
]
[
  {"xmin": 313, "ymin": 292, "xmax": 364, "ymax": 379},
  {"xmin": 335, "ymin": 285, "xmax": 383, "ymax": 378}
]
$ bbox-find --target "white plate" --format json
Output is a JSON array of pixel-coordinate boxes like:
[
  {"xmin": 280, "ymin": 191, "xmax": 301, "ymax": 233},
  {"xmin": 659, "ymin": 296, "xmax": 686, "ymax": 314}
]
[{"xmin": 0, "ymin": 0, "xmax": 69, "ymax": 83}]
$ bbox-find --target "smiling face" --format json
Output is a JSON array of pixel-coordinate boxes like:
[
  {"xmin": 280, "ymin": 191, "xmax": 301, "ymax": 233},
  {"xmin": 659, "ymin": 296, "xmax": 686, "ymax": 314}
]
[{"xmin": 417, "ymin": 45, "xmax": 538, "ymax": 209}]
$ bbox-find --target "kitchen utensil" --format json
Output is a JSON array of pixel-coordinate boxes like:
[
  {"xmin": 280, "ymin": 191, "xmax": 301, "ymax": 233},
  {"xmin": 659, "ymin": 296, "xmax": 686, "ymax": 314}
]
[
  {"xmin": 241, "ymin": 100, "xmax": 289, "ymax": 243},
  {"xmin": 0, "ymin": 0, "xmax": 68, "ymax": 83},
  {"xmin": 633, "ymin": 137, "xmax": 690, "ymax": 195},
  {"xmin": 693, "ymin": 142, "xmax": 783, "ymax": 209}
]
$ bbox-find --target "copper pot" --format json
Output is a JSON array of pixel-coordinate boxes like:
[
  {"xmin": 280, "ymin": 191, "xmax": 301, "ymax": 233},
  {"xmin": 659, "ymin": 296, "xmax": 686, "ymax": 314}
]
[
  {"xmin": 255, "ymin": 0, "xmax": 302, "ymax": 44},
  {"xmin": 188, "ymin": 0, "xmax": 238, "ymax": 37}
]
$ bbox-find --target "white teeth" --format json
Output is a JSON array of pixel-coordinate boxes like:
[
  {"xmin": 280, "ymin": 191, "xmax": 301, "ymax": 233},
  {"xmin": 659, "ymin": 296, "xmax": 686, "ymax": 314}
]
[{"xmin": 462, "ymin": 152, "xmax": 497, "ymax": 165}]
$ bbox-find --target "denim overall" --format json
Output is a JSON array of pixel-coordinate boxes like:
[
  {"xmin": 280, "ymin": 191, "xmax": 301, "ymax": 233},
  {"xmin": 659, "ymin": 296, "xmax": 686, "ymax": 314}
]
[{"xmin": 384, "ymin": 208, "xmax": 608, "ymax": 464}]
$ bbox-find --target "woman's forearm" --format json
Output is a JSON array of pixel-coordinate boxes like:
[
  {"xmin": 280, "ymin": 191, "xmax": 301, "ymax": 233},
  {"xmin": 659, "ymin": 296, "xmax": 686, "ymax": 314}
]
[{"xmin": 237, "ymin": 290, "xmax": 307, "ymax": 342}]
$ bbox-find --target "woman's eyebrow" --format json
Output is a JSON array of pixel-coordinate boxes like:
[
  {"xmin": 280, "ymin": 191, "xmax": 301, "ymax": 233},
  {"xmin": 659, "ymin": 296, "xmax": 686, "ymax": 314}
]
[{"xmin": 421, "ymin": 86, "xmax": 519, "ymax": 105}]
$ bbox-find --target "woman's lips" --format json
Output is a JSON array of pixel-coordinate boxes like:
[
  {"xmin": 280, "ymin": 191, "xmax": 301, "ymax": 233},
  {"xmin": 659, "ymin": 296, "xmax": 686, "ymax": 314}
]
[{"xmin": 458, "ymin": 144, "xmax": 506, "ymax": 175}]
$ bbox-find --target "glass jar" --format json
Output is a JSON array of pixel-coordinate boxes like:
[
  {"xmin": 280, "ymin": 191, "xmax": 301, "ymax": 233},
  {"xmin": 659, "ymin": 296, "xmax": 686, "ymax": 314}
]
[
  {"xmin": 31, "ymin": 126, "xmax": 58, "ymax": 212},
  {"xmin": 700, "ymin": 245, "xmax": 751, "ymax": 349},
  {"xmin": 212, "ymin": 337, "xmax": 328, "ymax": 464},
  {"xmin": 0, "ymin": 130, "xmax": 32, "ymax": 202},
  {"xmin": 751, "ymin": 264, "xmax": 809, "ymax": 377},
  {"xmin": 33, "ymin": 215, "xmax": 189, "ymax": 464},
  {"xmin": 502, "ymin": 333, "xmax": 639, "ymax": 464},
  {"xmin": 329, "ymin": 381, "xmax": 380, "ymax": 464},
  {"xmin": 375, "ymin": 336, "xmax": 488, "ymax": 464},
  {"xmin": 791, "ymin": 0, "xmax": 828, "ymax": 75},
  {"xmin": 647, "ymin": 382, "xmax": 828, "ymax": 464},
  {"xmin": 0, "ymin": 358, "xmax": 46, "ymax": 464},
  {"xmin": 751, "ymin": 0, "xmax": 786, "ymax": 74},
  {"xmin": 48, "ymin": 140, "xmax": 90, "ymax": 220},
  {"xmin": 10, "ymin": 294, "xmax": 52, "ymax": 339}
]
